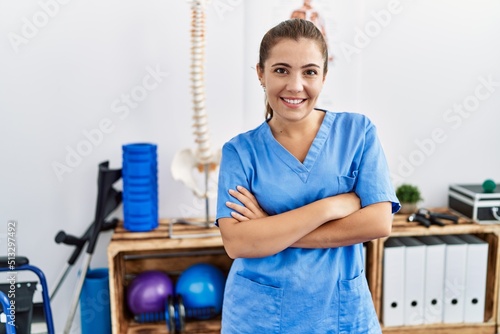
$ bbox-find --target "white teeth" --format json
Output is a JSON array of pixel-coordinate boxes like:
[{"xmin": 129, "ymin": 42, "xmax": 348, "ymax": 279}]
[{"xmin": 283, "ymin": 98, "xmax": 304, "ymax": 104}]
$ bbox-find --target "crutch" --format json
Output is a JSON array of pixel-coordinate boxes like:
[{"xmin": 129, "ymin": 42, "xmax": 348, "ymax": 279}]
[
  {"xmin": 51, "ymin": 185, "xmax": 121, "ymax": 299},
  {"xmin": 63, "ymin": 161, "xmax": 122, "ymax": 334}
]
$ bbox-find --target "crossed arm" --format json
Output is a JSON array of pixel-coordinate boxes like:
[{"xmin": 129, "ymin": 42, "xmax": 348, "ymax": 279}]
[{"xmin": 218, "ymin": 186, "xmax": 393, "ymax": 259}]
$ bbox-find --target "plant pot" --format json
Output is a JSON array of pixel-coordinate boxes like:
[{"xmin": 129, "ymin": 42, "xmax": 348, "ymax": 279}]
[{"xmin": 399, "ymin": 202, "xmax": 418, "ymax": 214}]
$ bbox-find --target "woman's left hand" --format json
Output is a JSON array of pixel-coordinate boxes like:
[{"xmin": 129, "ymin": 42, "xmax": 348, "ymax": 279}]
[{"xmin": 226, "ymin": 186, "xmax": 269, "ymax": 221}]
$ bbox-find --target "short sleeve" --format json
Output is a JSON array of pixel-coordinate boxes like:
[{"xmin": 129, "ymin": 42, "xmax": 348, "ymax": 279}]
[
  {"xmin": 356, "ymin": 120, "xmax": 400, "ymax": 214},
  {"xmin": 215, "ymin": 143, "xmax": 249, "ymax": 225}
]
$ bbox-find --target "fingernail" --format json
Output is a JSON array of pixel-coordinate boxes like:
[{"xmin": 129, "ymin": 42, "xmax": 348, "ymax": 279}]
[{"xmin": 236, "ymin": 185, "xmax": 243, "ymax": 190}]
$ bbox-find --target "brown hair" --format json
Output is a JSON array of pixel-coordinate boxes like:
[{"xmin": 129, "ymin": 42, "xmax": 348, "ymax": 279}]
[{"xmin": 258, "ymin": 19, "xmax": 329, "ymax": 120}]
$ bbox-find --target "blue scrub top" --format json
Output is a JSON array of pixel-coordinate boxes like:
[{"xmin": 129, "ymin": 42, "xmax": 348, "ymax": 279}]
[{"xmin": 216, "ymin": 110, "xmax": 400, "ymax": 334}]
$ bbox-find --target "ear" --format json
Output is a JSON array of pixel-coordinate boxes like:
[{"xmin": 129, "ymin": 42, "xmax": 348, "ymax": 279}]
[{"xmin": 256, "ymin": 63, "xmax": 264, "ymax": 84}]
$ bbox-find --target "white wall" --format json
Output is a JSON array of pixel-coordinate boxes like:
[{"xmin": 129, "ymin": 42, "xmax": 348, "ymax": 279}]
[
  {"xmin": 353, "ymin": 0, "xmax": 500, "ymax": 205},
  {"xmin": 0, "ymin": 0, "xmax": 499, "ymax": 332}
]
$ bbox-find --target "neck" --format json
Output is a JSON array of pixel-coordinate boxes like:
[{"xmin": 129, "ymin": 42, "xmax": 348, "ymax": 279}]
[{"xmin": 269, "ymin": 109, "xmax": 324, "ymax": 139}]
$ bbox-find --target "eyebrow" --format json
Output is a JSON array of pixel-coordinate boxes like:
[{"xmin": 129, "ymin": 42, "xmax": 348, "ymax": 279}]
[{"xmin": 271, "ymin": 62, "xmax": 321, "ymax": 69}]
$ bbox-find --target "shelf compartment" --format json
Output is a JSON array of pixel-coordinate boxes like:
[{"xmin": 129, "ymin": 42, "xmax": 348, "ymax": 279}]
[
  {"xmin": 374, "ymin": 210, "xmax": 500, "ymax": 333},
  {"xmin": 108, "ymin": 219, "xmax": 231, "ymax": 334}
]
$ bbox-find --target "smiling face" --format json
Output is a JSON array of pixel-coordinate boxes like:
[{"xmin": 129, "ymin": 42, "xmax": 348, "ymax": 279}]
[{"xmin": 257, "ymin": 37, "xmax": 326, "ymax": 124}]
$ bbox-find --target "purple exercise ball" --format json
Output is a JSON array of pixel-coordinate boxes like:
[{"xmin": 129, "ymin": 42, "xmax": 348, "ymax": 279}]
[{"xmin": 127, "ymin": 270, "xmax": 174, "ymax": 315}]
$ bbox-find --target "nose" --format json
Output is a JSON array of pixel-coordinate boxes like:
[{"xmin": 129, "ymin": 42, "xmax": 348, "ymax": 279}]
[{"xmin": 286, "ymin": 73, "xmax": 304, "ymax": 93}]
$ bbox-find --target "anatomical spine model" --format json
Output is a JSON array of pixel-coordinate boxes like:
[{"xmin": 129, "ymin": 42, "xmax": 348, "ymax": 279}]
[{"xmin": 171, "ymin": 0, "xmax": 221, "ymax": 224}]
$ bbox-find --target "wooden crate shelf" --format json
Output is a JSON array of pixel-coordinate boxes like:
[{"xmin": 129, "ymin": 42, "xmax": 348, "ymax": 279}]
[
  {"xmin": 122, "ymin": 317, "xmax": 222, "ymax": 334},
  {"xmin": 108, "ymin": 219, "xmax": 232, "ymax": 334},
  {"xmin": 373, "ymin": 208, "xmax": 500, "ymax": 333}
]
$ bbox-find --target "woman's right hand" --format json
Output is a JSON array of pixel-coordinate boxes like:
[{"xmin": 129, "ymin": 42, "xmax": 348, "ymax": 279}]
[{"xmin": 225, "ymin": 186, "xmax": 269, "ymax": 222}]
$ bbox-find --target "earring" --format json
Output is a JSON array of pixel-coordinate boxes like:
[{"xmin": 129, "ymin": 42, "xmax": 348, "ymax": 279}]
[{"xmin": 261, "ymin": 84, "xmax": 266, "ymax": 92}]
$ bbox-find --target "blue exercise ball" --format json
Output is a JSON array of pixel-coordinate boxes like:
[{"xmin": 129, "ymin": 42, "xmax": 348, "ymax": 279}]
[{"xmin": 175, "ymin": 263, "xmax": 226, "ymax": 319}]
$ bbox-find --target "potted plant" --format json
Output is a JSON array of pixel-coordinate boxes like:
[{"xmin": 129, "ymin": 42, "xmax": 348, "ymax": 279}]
[{"xmin": 396, "ymin": 184, "xmax": 423, "ymax": 214}]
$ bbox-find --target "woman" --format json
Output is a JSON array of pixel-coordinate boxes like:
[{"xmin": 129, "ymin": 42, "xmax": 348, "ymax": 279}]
[{"xmin": 216, "ymin": 19, "xmax": 400, "ymax": 333}]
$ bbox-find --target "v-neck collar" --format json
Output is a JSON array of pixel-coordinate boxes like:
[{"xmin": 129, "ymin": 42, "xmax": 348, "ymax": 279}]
[{"xmin": 265, "ymin": 110, "xmax": 334, "ymax": 183}]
